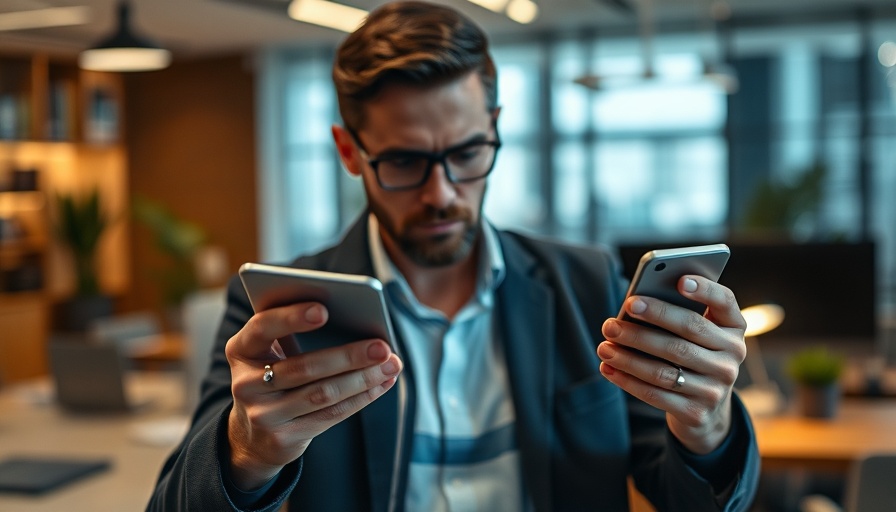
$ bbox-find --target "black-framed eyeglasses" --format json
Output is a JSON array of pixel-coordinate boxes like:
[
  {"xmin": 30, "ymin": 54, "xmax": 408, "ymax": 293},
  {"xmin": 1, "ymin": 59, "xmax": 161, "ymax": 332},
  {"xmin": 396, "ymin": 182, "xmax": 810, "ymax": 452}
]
[{"xmin": 350, "ymin": 128, "xmax": 502, "ymax": 191}]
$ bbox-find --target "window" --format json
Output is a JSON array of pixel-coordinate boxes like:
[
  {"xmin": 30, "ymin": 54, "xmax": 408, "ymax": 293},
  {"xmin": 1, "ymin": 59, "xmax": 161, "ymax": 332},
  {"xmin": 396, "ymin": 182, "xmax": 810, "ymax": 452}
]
[{"xmin": 258, "ymin": 19, "xmax": 896, "ymax": 309}]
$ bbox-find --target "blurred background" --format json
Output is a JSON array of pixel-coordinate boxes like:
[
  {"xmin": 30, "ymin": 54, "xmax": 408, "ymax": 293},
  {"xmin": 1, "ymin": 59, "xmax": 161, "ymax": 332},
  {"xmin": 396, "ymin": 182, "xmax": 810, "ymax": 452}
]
[{"xmin": 1, "ymin": 1, "xmax": 895, "ymax": 511}]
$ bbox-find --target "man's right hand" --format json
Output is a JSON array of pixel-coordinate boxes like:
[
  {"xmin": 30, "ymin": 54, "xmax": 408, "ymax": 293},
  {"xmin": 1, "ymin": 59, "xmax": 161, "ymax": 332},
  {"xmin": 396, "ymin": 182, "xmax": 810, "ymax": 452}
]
[{"xmin": 224, "ymin": 302, "xmax": 402, "ymax": 490}]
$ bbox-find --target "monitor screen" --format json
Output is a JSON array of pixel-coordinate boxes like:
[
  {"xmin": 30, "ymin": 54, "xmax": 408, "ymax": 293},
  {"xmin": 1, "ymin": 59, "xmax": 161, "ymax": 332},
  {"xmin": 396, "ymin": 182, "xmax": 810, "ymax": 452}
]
[{"xmin": 616, "ymin": 240, "xmax": 878, "ymax": 351}]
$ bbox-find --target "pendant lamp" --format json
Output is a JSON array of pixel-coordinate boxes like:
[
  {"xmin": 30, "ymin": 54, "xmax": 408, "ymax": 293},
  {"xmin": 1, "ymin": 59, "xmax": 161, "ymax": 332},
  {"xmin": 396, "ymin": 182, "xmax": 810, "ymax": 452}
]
[{"xmin": 79, "ymin": 1, "xmax": 170, "ymax": 72}]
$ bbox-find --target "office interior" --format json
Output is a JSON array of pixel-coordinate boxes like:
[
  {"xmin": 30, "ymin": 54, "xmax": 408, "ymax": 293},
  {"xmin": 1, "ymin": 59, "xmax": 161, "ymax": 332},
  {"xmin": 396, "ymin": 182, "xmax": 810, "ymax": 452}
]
[{"xmin": 1, "ymin": 0, "xmax": 895, "ymax": 510}]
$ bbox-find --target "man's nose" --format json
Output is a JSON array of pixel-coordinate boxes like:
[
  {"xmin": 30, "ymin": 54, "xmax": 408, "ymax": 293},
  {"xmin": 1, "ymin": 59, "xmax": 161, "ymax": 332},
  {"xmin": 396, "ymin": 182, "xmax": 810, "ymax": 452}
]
[{"xmin": 419, "ymin": 161, "xmax": 457, "ymax": 208}]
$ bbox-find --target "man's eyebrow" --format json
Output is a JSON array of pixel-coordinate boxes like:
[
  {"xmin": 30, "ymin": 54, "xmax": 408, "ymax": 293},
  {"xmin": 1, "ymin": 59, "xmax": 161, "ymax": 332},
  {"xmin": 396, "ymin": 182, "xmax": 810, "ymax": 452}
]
[{"xmin": 376, "ymin": 131, "xmax": 490, "ymax": 156}]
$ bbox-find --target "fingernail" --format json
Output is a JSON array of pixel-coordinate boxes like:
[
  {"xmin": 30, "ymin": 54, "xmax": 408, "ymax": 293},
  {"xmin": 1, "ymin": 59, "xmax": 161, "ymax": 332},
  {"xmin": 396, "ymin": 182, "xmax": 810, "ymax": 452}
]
[
  {"xmin": 597, "ymin": 342, "xmax": 616, "ymax": 360},
  {"xmin": 305, "ymin": 305, "xmax": 323, "ymax": 323},
  {"xmin": 603, "ymin": 319, "xmax": 621, "ymax": 338},
  {"xmin": 683, "ymin": 278, "xmax": 698, "ymax": 293},
  {"xmin": 600, "ymin": 362, "xmax": 616, "ymax": 376},
  {"xmin": 368, "ymin": 342, "xmax": 388, "ymax": 360},
  {"xmin": 631, "ymin": 298, "xmax": 647, "ymax": 315},
  {"xmin": 381, "ymin": 358, "xmax": 400, "ymax": 376}
]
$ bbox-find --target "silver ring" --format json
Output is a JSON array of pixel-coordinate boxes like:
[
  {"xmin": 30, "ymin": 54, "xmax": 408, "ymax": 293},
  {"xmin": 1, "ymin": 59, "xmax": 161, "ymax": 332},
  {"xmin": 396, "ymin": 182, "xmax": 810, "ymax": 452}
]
[
  {"xmin": 263, "ymin": 364, "xmax": 274, "ymax": 383},
  {"xmin": 672, "ymin": 366, "xmax": 685, "ymax": 389}
]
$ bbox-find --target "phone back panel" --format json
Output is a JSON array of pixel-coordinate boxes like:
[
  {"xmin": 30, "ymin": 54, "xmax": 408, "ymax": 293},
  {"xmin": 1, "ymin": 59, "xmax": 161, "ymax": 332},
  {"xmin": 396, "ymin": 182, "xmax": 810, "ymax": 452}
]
[
  {"xmin": 239, "ymin": 263, "xmax": 396, "ymax": 353},
  {"xmin": 620, "ymin": 244, "xmax": 730, "ymax": 325}
]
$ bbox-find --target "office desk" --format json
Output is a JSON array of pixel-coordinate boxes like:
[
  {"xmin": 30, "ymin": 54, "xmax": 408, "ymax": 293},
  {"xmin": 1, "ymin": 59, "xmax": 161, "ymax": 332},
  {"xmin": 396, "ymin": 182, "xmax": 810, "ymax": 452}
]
[
  {"xmin": 753, "ymin": 398, "xmax": 896, "ymax": 473},
  {"xmin": 128, "ymin": 332, "xmax": 188, "ymax": 371},
  {"xmin": 0, "ymin": 372, "xmax": 190, "ymax": 511}
]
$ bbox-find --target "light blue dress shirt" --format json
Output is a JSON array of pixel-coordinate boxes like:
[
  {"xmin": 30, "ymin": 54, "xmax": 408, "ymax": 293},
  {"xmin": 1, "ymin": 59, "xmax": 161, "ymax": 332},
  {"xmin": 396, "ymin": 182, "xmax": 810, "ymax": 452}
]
[{"xmin": 367, "ymin": 215, "xmax": 524, "ymax": 512}]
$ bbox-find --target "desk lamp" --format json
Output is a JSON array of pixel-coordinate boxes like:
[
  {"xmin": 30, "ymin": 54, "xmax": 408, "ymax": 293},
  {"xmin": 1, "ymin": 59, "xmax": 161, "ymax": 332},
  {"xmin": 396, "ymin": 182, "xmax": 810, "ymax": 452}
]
[{"xmin": 738, "ymin": 304, "xmax": 786, "ymax": 416}]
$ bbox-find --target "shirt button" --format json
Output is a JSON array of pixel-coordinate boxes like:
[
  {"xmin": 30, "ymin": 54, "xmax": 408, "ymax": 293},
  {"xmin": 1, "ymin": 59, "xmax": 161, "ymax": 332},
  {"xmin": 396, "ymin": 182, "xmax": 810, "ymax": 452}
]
[
  {"xmin": 452, "ymin": 478, "xmax": 462, "ymax": 488},
  {"xmin": 447, "ymin": 396, "xmax": 459, "ymax": 408}
]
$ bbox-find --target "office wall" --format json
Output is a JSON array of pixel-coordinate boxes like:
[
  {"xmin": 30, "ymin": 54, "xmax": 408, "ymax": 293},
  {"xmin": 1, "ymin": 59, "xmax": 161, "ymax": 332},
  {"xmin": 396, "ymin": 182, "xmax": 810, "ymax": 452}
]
[{"xmin": 122, "ymin": 54, "xmax": 258, "ymax": 319}]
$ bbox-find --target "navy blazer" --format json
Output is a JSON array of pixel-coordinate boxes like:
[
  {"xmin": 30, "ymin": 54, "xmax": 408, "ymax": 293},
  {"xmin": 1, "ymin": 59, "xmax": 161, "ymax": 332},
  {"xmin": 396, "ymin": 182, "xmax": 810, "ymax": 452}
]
[{"xmin": 148, "ymin": 217, "xmax": 760, "ymax": 512}]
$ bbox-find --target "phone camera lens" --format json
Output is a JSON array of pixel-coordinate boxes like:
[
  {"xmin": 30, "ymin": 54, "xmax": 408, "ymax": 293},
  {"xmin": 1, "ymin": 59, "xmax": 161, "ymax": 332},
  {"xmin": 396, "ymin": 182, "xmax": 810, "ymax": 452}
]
[{"xmin": 655, "ymin": 263, "xmax": 667, "ymax": 272}]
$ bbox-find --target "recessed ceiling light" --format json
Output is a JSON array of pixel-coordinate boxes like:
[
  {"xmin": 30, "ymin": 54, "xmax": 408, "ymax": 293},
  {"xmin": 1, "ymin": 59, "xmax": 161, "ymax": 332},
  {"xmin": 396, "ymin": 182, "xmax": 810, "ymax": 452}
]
[
  {"xmin": 0, "ymin": 6, "xmax": 90, "ymax": 32},
  {"xmin": 287, "ymin": 0, "xmax": 368, "ymax": 33}
]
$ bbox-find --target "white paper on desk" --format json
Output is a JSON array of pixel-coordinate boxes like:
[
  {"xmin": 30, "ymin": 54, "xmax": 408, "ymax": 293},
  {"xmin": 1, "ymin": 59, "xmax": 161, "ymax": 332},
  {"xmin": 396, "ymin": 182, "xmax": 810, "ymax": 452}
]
[{"xmin": 129, "ymin": 416, "xmax": 190, "ymax": 447}]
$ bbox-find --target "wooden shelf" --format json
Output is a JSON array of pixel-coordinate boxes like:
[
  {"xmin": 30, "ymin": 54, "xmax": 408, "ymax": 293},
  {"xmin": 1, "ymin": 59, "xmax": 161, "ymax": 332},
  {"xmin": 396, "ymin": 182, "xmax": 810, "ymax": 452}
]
[
  {"xmin": 0, "ymin": 190, "xmax": 45, "ymax": 210},
  {"xmin": 0, "ymin": 52, "xmax": 129, "ymax": 382},
  {"xmin": 0, "ymin": 289, "xmax": 44, "ymax": 304},
  {"xmin": 1, "ymin": 53, "xmax": 122, "ymax": 145}
]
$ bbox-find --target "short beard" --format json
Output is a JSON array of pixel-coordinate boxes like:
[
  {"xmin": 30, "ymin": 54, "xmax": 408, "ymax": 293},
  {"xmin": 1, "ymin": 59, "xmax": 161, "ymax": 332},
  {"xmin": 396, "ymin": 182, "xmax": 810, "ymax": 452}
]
[{"xmin": 371, "ymin": 201, "xmax": 480, "ymax": 268}]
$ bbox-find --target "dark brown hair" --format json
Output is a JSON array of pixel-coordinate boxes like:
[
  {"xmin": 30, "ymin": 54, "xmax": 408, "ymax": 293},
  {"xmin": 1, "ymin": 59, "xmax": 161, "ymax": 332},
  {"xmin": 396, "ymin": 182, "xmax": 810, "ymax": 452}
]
[{"xmin": 333, "ymin": 1, "xmax": 498, "ymax": 132}]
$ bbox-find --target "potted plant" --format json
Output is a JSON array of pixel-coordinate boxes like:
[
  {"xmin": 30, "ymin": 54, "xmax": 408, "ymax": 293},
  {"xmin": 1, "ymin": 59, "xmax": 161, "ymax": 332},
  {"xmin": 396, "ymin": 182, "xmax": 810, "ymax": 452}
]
[
  {"xmin": 741, "ymin": 161, "xmax": 826, "ymax": 239},
  {"xmin": 786, "ymin": 346, "xmax": 845, "ymax": 419},
  {"xmin": 132, "ymin": 196, "xmax": 207, "ymax": 330},
  {"xmin": 54, "ymin": 187, "xmax": 114, "ymax": 331}
]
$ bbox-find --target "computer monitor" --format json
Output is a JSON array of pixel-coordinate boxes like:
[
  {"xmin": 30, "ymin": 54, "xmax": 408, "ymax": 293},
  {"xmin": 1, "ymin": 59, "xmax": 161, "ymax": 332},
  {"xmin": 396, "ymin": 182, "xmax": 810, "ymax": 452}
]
[{"xmin": 616, "ymin": 239, "xmax": 878, "ymax": 357}]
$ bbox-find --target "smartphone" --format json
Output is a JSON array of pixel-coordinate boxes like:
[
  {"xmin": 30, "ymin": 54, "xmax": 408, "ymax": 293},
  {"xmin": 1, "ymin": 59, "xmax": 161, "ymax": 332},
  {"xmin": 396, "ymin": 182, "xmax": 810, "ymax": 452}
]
[
  {"xmin": 238, "ymin": 262, "xmax": 397, "ymax": 356},
  {"xmin": 618, "ymin": 244, "xmax": 731, "ymax": 329}
]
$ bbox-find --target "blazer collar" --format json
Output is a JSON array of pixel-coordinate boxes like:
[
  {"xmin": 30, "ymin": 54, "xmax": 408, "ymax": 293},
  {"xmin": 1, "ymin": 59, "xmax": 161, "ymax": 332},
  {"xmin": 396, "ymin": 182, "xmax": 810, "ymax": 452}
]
[{"xmin": 322, "ymin": 212, "xmax": 377, "ymax": 276}]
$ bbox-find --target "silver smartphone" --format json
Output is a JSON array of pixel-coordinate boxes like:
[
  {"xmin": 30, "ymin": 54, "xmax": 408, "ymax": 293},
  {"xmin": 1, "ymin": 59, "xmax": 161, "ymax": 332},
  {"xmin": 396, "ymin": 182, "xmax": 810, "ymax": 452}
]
[
  {"xmin": 238, "ymin": 262, "xmax": 397, "ymax": 356},
  {"xmin": 618, "ymin": 244, "xmax": 731, "ymax": 329}
]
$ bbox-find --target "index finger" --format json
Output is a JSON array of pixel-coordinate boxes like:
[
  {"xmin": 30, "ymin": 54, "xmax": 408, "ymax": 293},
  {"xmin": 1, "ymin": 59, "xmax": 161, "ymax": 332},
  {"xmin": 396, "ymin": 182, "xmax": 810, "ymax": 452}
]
[
  {"xmin": 226, "ymin": 302, "xmax": 329, "ymax": 361},
  {"xmin": 678, "ymin": 275, "xmax": 746, "ymax": 331}
]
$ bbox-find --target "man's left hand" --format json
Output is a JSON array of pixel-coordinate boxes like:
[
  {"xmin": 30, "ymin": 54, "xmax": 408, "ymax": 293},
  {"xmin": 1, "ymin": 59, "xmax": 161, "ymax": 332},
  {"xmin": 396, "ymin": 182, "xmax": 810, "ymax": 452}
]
[{"xmin": 597, "ymin": 275, "xmax": 748, "ymax": 454}]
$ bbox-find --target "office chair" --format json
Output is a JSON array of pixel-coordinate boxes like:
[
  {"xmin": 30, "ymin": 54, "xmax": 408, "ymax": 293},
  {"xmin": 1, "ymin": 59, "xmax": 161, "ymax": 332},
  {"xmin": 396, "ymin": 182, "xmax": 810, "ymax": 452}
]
[
  {"xmin": 843, "ymin": 453, "xmax": 896, "ymax": 512},
  {"xmin": 181, "ymin": 288, "xmax": 227, "ymax": 411},
  {"xmin": 800, "ymin": 453, "xmax": 896, "ymax": 512}
]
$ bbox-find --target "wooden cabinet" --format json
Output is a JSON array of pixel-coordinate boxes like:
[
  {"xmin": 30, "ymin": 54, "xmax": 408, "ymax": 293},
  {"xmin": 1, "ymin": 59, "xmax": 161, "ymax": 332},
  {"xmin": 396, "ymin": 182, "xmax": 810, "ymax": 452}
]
[
  {"xmin": 0, "ymin": 53, "xmax": 129, "ymax": 383},
  {"xmin": 0, "ymin": 293, "xmax": 49, "ymax": 384}
]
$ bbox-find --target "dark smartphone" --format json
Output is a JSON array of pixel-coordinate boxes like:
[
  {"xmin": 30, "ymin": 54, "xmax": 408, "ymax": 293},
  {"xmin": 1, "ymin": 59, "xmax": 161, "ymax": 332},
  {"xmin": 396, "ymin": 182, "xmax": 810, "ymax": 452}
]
[{"xmin": 618, "ymin": 243, "xmax": 731, "ymax": 329}]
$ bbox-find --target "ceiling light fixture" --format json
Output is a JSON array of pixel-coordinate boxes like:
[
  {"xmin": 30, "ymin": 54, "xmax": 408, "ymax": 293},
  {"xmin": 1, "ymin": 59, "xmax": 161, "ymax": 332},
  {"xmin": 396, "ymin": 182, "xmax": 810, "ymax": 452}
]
[
  {"xmin": 573, "ymin": 0, "xmax": 738, "ymax": 94},
  {"xmin": 79, "ymin": 1, "xmax": 171, "ymax": 72},
  {"xmin": 702, "ymin": 60, "xmax": 739, "ymax": 94},
  {"xmin": 701, "ymin": 1, "xmax": 738, "ymax": 93},
  {"xmin": 466, "ymin": 0, "xmax": 510, "ymax": 12},
  {"xmin": 466, "ymin": 0, "xmax": 538, "ymax": 24},
  {"xmin": 287, "ymin": 0, "xmax": 368, "ymax": 33},
  {"xmin": 879, "ymin": 41, "xmax": 896, "ymax": 68},
  {"xmin": 0, "ymin": 6, "xmax": 91, "ymax": 32},
  {"xmin": 505, "ymin": 0, "xmax": 538, "ymax": 24}
]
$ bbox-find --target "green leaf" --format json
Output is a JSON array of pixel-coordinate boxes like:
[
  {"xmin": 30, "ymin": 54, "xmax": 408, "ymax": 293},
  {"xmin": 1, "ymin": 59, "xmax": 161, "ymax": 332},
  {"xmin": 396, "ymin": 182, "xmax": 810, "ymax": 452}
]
[
  {"xmin": 131, "ymin": 195, "xmax": 208, "ymax": 305},
  {"xmin": 53, "ymin": 187, "xmax": 109, "ymax": 296},
  {"xmin": 786, "ymin": 346, "xmax": 844, "ymax": 386}
]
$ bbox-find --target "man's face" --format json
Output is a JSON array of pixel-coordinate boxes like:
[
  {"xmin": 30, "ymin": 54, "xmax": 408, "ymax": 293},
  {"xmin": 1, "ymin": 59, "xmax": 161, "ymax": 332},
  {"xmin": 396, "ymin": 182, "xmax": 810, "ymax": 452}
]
[{"xmin": 349, "ymin": 73, "xmax": 496, "ymax": 268}]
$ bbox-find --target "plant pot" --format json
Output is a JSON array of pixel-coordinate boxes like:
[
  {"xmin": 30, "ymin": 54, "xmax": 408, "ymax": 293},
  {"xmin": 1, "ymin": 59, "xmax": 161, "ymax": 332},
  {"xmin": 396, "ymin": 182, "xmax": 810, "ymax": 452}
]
[
  {"xmin": 795, "ymin": 383, "xmax": 841, "ymax": 419},
  {"xmin": 57, "ymin": 294, "xmax": 114, "ymax": 332}
]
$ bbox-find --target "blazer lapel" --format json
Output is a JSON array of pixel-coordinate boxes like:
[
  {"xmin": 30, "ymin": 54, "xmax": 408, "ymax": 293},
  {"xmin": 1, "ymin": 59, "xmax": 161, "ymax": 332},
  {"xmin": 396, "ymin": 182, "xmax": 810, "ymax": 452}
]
[
  {"xmin": 359, "ymin": 376, "xmax": 404, "ymax": 512},
  {"xmin": 324, "ymin": 214, "xmax": 406, "ymax": 512},
  {"xmin": 497, "ymin": 232, "xmax": 555, "ymax": 512}
]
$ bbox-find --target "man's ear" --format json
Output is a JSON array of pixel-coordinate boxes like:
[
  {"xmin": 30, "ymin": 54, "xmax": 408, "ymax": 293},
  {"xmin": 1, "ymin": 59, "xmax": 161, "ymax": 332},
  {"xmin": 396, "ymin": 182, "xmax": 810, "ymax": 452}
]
[{"xmin": 332, "ymin": 125, "xmax": 362, "ymax": 177}]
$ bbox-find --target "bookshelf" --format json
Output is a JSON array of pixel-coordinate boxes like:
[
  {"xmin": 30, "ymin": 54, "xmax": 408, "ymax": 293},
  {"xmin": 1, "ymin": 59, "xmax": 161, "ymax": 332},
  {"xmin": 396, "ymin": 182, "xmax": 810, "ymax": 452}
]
[{"xmin": 0, "ymin": 53, "xmax": 129, "ymax": 383}]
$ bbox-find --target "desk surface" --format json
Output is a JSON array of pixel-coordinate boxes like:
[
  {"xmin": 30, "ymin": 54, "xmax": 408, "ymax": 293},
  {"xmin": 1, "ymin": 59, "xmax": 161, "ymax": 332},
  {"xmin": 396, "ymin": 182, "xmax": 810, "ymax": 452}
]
[
  {"xmin": 0, "ymin": 372, "xmax": 190, "ymax": 511},
  {"xmin": 753, "ymin": 398, "xmax": 896, "ymax": 472}
]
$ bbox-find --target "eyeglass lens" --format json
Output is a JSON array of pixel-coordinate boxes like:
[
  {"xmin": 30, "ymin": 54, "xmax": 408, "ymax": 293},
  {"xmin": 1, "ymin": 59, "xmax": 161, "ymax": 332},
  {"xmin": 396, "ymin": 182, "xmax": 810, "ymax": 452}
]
[{"xmin": 376, "ymin": 142, "xmax": 498, "ymax": 189}]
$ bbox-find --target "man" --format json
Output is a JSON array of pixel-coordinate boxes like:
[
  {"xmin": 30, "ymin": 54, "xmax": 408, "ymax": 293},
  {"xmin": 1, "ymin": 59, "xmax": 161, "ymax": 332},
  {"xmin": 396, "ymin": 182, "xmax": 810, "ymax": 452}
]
[{"xmin": 149, "ymin": 2, "xmax": 759, "ymax": 510}]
